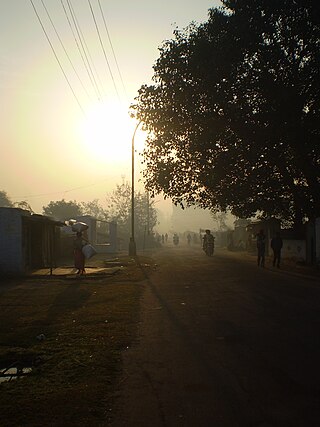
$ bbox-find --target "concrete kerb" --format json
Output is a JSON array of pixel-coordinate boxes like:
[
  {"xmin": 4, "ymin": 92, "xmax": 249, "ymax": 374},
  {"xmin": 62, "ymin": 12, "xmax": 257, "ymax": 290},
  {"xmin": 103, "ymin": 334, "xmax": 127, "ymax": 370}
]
[{"xmin": 29, "ymin": 266, "xmax": 122, "ymax": 279}]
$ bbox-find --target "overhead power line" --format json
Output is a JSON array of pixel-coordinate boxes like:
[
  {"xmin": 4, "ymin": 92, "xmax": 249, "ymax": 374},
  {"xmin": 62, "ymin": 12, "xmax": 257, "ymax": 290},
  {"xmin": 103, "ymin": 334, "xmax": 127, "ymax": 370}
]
[
  {"xmin": 97, "ymin": 0, "xmax": 128, "ymax": 100},
  {"xmin": 60, "ymin": 0, "xmax": 96, "ymax": 99},
  {"xmin": 30, "ymin": 0, "xmax": 129, "ymax": 111},
  {"xmin": 40, "ymin": 0, "xmax": 91, "ymax": 100},
  {"xmin": 29, "ymin": 0, "xmax": 85, "ymax": 114},
  {"xmin": 66, "ymin": 0, "xmax": 102, "ymax": 99},
  {"xmin": 11, "ymin": 177, "xmax": 111, "ymax": 200},
  {"xmin": 87, "ymin": 0, "xmax": 120, "ymax": 100}
]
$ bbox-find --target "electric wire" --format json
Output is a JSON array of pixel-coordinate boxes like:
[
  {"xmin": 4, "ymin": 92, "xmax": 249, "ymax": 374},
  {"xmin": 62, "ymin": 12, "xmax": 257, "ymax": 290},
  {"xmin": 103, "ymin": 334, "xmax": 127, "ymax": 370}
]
[
  {"xmin": 60, "ymin": 0, "xmax": 96, "ymax": 99},
  {"xmin": 66, "ymin": 0, "xmax": 102, "ymax": 99},
  {"xmin": 40, "ymin": 0, "xmax": 91, "ymax": 101},
  {"xmin": 29, "ymin": 0, "xmax": 85, "ymax": 114},
  {"xmin": 66, "ymin": 0, "xmax": 101, "ymax": 99},
  {"xmin": 87, "ymin": 0, "xmax": 120, "ymax": 100},
  {"xmin": 22, "ymin": 2, "xmax": 134, "ymax": 208},
  {"xmin": 75, "ymin": 11, "xmax": 106, "ymax": 99},
  {"xmin": 68, "ymin": 0, "xmax": 105, "ymax": 99},
  {"xmin": 11, "ymin": 178, "xmax": 111, "ymax": 201},
  {"xmin": 97, "ymin": 0, "xmax": 128, "ymax": 100}
]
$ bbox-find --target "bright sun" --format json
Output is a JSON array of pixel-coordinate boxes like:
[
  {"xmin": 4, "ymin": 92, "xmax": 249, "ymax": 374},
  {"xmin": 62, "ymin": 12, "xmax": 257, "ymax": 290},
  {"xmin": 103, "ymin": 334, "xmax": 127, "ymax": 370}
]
[{"xmin": 78, "ymin": 100, "xmax": 143, "ymax": 167}]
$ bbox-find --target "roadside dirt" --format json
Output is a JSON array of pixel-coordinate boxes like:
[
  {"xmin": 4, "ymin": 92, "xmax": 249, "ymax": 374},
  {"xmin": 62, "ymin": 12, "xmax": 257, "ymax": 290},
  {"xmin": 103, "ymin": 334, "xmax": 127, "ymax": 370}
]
[
  {"xmin": 1, "ymin": 248, "xmax": 318, "ymax": 426},
  {"xmin": 0, "ymin": 254, "xmax": 153, "ymax": 427}
]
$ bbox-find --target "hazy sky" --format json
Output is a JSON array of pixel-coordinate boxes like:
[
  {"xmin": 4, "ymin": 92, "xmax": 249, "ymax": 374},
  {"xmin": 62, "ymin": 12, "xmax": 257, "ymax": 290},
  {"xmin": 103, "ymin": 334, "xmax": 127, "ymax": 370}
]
[{"xmin": 1, "ymin": 0, "xmax": 221, "ymax": 213}]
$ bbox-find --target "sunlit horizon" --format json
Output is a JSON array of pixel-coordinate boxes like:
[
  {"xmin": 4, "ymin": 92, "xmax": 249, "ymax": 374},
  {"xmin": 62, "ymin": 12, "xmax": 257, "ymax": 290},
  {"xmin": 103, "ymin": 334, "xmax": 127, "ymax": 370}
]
[{"xmin": 0, "ymin": 0, "xmax": 219, "ymax": 214}]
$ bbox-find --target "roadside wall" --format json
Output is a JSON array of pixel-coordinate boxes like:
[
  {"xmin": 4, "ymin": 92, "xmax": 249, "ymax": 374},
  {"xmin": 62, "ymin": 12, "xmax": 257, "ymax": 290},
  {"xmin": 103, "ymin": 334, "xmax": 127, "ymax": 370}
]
[
  {"xmin": 0, "ymin": 208, "xmax": 24, "ymax": 274},
  {"xmin": 281, "ymin": 239, "xmax": 306, "ymax": 261}
]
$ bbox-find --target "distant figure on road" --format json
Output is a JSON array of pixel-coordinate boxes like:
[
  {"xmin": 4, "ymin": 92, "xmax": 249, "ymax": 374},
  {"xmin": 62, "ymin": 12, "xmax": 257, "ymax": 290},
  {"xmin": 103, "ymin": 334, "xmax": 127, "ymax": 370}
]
[
  {"xmin": 187, "ymin": 233, "xmax": 191, "ymax": 245},
  {"xmin": 256, "ymin": 229, "xmax": 266, "ymax": 267},
  {"xmin": 161, "ymin": 234, "xmax": 165, "ymax": 244},
  {"xmin": 203, "ymin": 229, "xmax": 215, "ymax": 256},
  {"xmin": 165, "ymin": 233, "xmax": 168, "ymax": 243},
  {"xmin": 271, "ymin": 232, "xmax": 283, "ymax": 268},
  {"xmin": 73, "ymin": 231, "xmax": 87, "ymax": 275}
]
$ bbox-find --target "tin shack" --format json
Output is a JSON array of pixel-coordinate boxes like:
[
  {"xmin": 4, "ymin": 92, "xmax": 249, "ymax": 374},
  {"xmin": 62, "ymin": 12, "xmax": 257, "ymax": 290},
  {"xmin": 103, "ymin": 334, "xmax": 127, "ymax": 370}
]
[{"xmin": 0, "ymin": 207, "xmax": 63, "ymax": 275}]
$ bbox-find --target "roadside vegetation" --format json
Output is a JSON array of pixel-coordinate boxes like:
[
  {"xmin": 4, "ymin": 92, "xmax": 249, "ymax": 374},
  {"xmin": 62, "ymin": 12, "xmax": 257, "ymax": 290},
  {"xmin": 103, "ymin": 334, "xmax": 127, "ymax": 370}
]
[{"xmin": 132, "ymin": 0, "xmax": 320, "ymax": 228}]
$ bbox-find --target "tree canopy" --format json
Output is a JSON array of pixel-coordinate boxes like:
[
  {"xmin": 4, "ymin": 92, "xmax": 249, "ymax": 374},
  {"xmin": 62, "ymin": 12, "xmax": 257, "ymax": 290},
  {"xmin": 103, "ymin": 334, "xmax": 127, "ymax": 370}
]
[
  {"xmin": 42, "ymin": 199, "xmax": 83, "ymax": 221},
  {"xmin": 81, "ymin": 199, "xmax": 109, "ymax": 221},
  {"xmin": 41, "ymin": 185, "xmax": 158, "ymax": 247},
  {"xmin": 106, "ymin": 182, "xmax": 157, "ymax": 246},
  {"xmin": 132, "ymin": 0, "xmax": 320, "ymax": 226},
  {"xmin": 0, "ymin": 190, "xmax": 13, "ymax": 208}
]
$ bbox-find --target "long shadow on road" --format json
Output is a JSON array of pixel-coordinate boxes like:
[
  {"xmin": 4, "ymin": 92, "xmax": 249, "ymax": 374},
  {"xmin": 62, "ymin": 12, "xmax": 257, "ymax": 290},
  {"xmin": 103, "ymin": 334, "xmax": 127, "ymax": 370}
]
[{"xmin": 115, "ymin": 247, "xmax": 320, "ymax": 427}]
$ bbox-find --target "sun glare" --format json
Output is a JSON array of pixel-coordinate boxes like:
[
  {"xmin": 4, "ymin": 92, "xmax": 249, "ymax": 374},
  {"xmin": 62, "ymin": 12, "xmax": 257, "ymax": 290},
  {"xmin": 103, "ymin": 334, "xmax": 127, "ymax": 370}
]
[{"xmin": 78, "ymin": 100, "xmax": 142, "ymax": 167}]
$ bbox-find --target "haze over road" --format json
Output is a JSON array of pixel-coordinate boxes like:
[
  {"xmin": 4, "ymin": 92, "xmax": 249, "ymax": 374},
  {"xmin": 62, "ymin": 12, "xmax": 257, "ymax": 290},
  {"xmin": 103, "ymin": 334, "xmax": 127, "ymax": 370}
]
[{"xmin": 110, "ymin": 245, "xmax": 320, "ymax": 427}]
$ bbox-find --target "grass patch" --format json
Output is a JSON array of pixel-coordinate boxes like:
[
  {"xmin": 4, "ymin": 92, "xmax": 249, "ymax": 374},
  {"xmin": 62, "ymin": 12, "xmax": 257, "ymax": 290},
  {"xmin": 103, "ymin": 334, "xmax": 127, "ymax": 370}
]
[{"xmin": 0, "ymin": 254, "xmax": 153, "ymax": 426}]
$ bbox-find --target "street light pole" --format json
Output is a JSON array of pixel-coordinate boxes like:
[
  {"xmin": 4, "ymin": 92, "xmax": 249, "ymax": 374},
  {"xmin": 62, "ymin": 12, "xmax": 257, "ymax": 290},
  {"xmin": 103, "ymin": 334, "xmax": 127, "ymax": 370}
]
[{"xmin": 129, "ymin": 120, "xmax": 141, "ymax": 256}]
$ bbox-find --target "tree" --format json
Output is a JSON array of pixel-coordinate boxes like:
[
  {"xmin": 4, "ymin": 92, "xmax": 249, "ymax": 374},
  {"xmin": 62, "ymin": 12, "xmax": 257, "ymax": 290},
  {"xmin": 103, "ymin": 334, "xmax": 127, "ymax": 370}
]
[
  {"xmin": 42, "ymin": 199, "xmax": 83, "ymax": 221},
  {"xmin": 107, "ymin": 182, "xmax": 132, "ymax": 238},
  {"xmin": 106, "ymin": 182, "xmax": 157, "ymax": 247},
  {"xmin": 0, "ymin": 191, "xmax": 35, "ymax": 212},
  {"xmin": 14, "ymin": 201, "xmax": 34, "ymax": 213},
  {"xmin": 211, "ymin": 211, "xmax": 230, "ymax": 231},
  {"xmin": 0, "ymin": 190, "xmax": 13, "ymax": 207},
  {"xmin": 135, "ymin": 191, "xmax": 158, "ymax": 240},
  {"xmin": 132, "ymin": 0, "xmax": 320, "ymax": 227},
  {"xmin": 81, "ymin": 199, "xmax": 109, "ymax": 220}
]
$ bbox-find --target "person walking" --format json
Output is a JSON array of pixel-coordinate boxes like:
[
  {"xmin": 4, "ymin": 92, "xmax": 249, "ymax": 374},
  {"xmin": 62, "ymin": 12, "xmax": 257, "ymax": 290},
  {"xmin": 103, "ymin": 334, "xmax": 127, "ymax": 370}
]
[
  {"xmin": 187, "ymin": 233, "xmax": 191, "ymax": 245},
  {"xmin": 271, "ymin": 232, "xmax": 283, "ymax": 268},
  {"xmin": 73, "ymin": 231, "xmax": 87, "ymax": 275},
  {"xmin": 256, "ymin": 229, "xmax": 266, "ymax": 267}
]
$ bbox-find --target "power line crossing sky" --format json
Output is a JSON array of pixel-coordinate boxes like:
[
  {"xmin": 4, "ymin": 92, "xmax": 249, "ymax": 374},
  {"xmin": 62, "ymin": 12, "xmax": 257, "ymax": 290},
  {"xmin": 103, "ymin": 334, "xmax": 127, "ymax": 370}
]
[{"xmin": 0, "ymin": 0, "xmax": 221, "ymax": 213}]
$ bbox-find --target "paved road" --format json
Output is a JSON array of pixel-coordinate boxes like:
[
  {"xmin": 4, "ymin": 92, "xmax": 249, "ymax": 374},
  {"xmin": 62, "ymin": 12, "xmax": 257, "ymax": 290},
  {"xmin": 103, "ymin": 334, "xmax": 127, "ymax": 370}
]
[{"xmin": 110, "ymin": 246, "xmax": 320, "ymax": 427}]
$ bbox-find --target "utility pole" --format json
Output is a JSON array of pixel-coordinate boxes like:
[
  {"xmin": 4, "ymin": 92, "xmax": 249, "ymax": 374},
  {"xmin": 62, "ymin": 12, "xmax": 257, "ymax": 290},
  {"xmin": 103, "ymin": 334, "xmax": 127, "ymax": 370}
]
[
  {"xmin": 128, "ymin": 121, "xmax": 141, "ymax": 256},
  {"xmin": 147, "ymin": 190, "xmax": 150, "ymax": 237}
]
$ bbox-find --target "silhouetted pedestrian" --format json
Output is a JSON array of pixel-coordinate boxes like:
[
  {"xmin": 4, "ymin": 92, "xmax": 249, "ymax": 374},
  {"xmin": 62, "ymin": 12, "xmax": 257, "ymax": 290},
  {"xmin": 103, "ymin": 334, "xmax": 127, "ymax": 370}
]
[
  {"xmin": 271, "ymin": 232, "xmax": 283, "ymax": 268},
  {"xmin": 73, "ymin": 232, "xmax": 88, "ymax": 274},
  {"xmin": 187, "ymin": 233, "xmax": 191, "ymax": 245},
  {"xmin": 256, "ymin": 229, "xmax": 266, "ymax": 267}
]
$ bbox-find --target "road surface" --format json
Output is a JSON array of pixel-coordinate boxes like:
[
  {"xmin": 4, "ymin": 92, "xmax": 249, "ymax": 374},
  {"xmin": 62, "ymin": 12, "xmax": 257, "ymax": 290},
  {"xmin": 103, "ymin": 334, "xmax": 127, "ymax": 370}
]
[{"xmin": 109, "ymin": 245, "xmax": 320, "ymax": 427}]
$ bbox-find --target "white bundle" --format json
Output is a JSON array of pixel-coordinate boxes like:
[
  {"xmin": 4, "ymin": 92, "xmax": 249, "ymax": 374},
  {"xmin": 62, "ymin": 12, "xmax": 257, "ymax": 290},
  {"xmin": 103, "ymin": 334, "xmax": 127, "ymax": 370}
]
[
  {"xmin": 71, "ymin": 222, "xmax": 89, "ymax": 232},
  {"xmin": 65, "ymin": 219, "xmax": 77, "ymax": 227}
]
